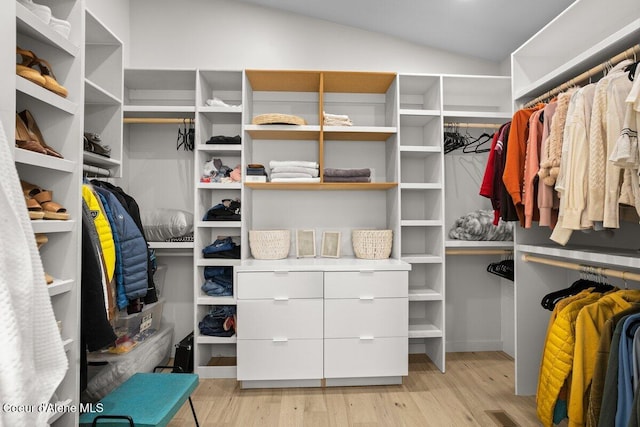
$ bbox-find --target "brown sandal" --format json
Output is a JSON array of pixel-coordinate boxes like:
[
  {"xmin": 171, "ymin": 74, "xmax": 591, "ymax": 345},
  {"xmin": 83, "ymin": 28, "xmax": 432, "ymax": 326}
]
[
  {"xmin": 24, "ymin": 195, "xmax": 45, "ymax": 219},
  {"xmin": 32, "ymin": 55, "xmax": 68, "ymax": 98},
  {"xmin": 21, "ymin": 181, "xmax": 69, "ymax": 220},
  {"xmin": 16, "ymin": 47, "xmax": 46, "ymax": 87}
]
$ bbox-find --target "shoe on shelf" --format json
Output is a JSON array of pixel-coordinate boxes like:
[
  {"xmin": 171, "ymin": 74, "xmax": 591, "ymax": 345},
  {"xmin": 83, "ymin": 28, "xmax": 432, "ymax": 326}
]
[
  {"xmin": 35, "ymin": 233, "xmax": 48, "ymax": 248},
  {"xmin": 16, "ymin": 47, "xmax": 46, "ymax": 87},
  {"xmin": 44, "ymin": 272, "xmax": 54, "ymax": 285},
  {"xmin": 15, "ymin": 112, "xmax": 63, "ymax": 158},
  {"xmin": 17, "ymin": 0, "xmax": 51, "ymax": 24},
  {"xmin": 19, "ymin": 110, "xmax": 63, "ymax": 158},
  {"xmin": 21, "ymin": 181, "xmax": 70, "ymax": 221},
  {"xmin": 23, "ymin": 193, "xmax": 45, "ymax": 220},
  {"xmin": 49, "ymin": 16, "xmax": 71, "ymax": 39},
  {"xmin": 32, "ymin": 55, "xmax": 68, "ymax": 98},
  {"xmin": 83, "ymin": 132, "xmax": 111, "ymax": 157}
]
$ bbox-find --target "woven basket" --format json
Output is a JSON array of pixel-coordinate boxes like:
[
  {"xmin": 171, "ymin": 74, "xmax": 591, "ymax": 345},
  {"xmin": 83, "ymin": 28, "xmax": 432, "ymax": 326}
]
[
  {"xmin": 252, "ymin": 113, "xmax": 307, "ymax": 126},
  {"xmin": 352, "ymin": 229, "xmax": 393, "ymax": 259},
  {"xmin": 249, "ymin": 229, "xmax": 291, "ymax": 259}
]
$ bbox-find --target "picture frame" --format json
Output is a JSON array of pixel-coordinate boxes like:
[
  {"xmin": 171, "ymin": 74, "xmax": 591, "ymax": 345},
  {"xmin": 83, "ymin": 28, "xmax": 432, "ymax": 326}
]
[
  {"xmin": 296, "ymin": 229, "xmax": 316, "ymax": 258},
  {"xmin": 321, "ymin": 231, "xmax": 341, "ymax": 258}
]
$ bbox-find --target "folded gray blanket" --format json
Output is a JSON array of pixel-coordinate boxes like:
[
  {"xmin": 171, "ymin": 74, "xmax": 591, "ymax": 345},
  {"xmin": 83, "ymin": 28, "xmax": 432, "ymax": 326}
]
[
  {"xmin": 324, "ymin": 168, "xmax": 371, "ymax": 177},
  {"xmin": 448, "ymin": 210, "xmax": 514, "ymax": 241},
  {"xmin": 323, "ymin": 176, "xmax": 371, "ymax": 183}
]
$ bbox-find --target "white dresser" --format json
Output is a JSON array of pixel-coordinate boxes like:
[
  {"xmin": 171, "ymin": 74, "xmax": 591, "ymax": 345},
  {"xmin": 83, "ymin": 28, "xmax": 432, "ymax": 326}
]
[{"xmin": 236, "ymin": 259, "xmax": 410, "ymax": 388}]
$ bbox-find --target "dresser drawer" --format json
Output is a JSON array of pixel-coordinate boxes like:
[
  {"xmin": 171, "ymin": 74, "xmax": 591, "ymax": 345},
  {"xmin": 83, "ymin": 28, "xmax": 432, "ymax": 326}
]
[
  {"xmin": 324, "ymin": 337, "xmax": 408, "ymax": 378},
  {"xmin": 324, "ymin": 271, "xmax": 408, "ymax": 298},
  {"xmin": 237, "ymin": 339, "xmax": 323, "ymax": 381},
  {"xmin": 238, "ymin": 299, "xmax": 323, "ymax": 340},
  {"xmin": 237, "ymin": 271, "xmax": 323, "ymax": 299},
  {"xmin": 324, "ymin": 298, "xmax": 407, "ymax": 339}
]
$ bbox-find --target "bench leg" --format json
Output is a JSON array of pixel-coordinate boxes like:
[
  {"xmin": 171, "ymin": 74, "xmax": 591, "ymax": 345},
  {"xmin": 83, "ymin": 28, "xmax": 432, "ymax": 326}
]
[{"xmin": 189, "ymin": 396, "xmax": 200, "ymax": 427}]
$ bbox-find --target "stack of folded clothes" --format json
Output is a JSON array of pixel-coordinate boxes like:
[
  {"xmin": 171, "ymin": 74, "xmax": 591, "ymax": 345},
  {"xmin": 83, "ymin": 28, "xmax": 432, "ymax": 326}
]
[
  {"xmin": 323, "ymin": 168, "xmax": 372, "ymax": 183},
  {"xmin": 202, "ymin": 199, "xmax": 241, "ymax": 221},
  {"xmin": 323, "ymin": 111, "xmax": 353, "ymax": 126},
  {"xmin": 201, "ymin": 266, "xmax": 233, "ymax": 297},
  {"xmin": 202, "ymin": 236, "xmax": 240, "ymax": 259},
  {"xmin": 269, "ymin": 160, "xmax": 320, "ymax": 183},
  {"xmin": 198, "ymin": 305, "xmax": 235, "ymax": 337},
  {"xmin": 205, "ymin": 135, "xmax": 241, "ymax": 144},
  {"xmin": 245, "ymin": 163, "xmax": 268, "ymax": 182}
]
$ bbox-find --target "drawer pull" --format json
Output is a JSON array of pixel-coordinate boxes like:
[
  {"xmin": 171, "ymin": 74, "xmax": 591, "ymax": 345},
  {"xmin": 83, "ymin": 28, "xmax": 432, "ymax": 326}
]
[
  {"xmin": 359, "ymin": 296, "xmax": 374, "ymax": 301},
  {"xmin": 358, "ymin": 269, "xmax": 375, "ymax": 274},
  {"xmin": 273, "ymin": 297, "xmax": 289, "ymax": 301},
  {"xmin": 359, "ymin": 336, "xmax": 375, "ymax": 340},
  {"xmin": 272, "ymin": 337, "xmax": 288, "ymax": 342}
]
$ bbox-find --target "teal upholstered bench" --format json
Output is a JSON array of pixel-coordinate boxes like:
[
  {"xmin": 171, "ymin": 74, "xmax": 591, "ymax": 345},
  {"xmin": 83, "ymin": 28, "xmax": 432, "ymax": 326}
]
[{"xmin": 79, "ymin": 369, "xmax": 199, "ymax": 426}]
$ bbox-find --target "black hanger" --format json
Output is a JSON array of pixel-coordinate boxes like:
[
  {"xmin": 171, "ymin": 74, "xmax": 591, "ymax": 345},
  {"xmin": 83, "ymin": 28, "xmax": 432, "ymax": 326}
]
[
  {"xmin": 463, "ymin": 132, "xmax": 494, "ymax": 154},
  {"xmin": 487, "ymin": 258, "xmax": 514, "ymax": 281}
]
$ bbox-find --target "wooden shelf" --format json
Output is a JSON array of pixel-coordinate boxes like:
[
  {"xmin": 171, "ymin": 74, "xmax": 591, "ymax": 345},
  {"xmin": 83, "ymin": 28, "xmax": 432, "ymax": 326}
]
[
  {"xmin": 245, "ymin": 125, "xmax": 320, "ymax": 140},
  {"xmin": 245, "ymin": 182, "xmax": 398, "ymax": 190},
  {"xmin": 323, "ymin": 71, "xmax": 396, "ymax": 93},
  {"xmin": 246, "ymin": 70, "xmax": 321, "ymax": 92}
]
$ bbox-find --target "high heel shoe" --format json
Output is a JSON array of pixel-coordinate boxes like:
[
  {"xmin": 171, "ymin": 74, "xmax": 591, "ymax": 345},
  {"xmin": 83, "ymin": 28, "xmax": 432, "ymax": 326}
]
[
  {"xmin": 15, "ymin": 113, "xmax": 63, "ymax": 158},
  {"xmin": 15, "ymin": 113, "xmax": 47, "ymax": 155},
  {"xmin": 19, "ymin": 110, "xmax": 63, "ymax": 158},
  {"xmin": 16, "ymin": 47, "xmax": 46, "ymax": 87}
]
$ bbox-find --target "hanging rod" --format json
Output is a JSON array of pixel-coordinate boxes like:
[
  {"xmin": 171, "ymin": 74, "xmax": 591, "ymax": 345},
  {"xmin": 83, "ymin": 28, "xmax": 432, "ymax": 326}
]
[
  {"xmin": 523, "ymin": 44, "xmax": 640, "ymax": 108},
  {"xmin": 522, "ymin": 253, "xmax": 640, "ymax": 282},
  {"xmin": 123, "ymin": 118, "xmax": 194, "ymax": 124},
  {"xmin": 446, "ymin": 249, "xmax": 513, "ymax": 256},
  {"xmin": 444, "ymin": 122, "xmax": 504, "ymax": 129},
  {"xmin": 83, "ymin": 164, "xmax": 111, "ymax": 177}
]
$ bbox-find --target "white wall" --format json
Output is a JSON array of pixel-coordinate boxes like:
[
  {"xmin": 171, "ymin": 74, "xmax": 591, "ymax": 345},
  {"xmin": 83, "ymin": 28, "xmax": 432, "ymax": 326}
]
[
  {"xmin": 129, "ymin": 0, "xmax": 501, "ymax": 75},
  {"xmin": 85, "ymin": 0, "xmax": 131, "ymax": 66}
]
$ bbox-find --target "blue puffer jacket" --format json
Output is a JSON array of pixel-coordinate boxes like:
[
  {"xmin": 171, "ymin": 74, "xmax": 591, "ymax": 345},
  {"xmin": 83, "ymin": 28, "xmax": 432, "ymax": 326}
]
[{"xmin": 94, "ymin": 187, "xmax": 148, "ymax": 304}]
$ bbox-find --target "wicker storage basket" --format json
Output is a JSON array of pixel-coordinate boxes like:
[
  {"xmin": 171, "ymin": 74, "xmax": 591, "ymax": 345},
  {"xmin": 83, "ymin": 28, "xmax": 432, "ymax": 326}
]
[
  {"xmin": 352, "ymin": 229, "xmax": 393, "ymax": 259},
  {"xmin": 249, "ymin": 229, "xmax": 291, "ymax": 259}
]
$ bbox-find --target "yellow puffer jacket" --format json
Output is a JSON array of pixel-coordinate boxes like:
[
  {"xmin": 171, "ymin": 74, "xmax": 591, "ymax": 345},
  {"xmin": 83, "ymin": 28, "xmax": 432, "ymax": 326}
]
[
  {"xmin": 82, "ymin": 184, "xmax": 115, "ymax": 283},
  {"xmin": 537, "ymin": 292, "xmax": 602, "ymax": 427}
]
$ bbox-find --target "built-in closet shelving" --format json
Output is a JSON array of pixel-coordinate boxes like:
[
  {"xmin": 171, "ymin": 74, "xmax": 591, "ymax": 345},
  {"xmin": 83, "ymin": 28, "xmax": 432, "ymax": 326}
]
[
  {"xmin": 14, "ymin": 0, "xmax": 83, "ymax": 425},
  {"xmin": 237, "ymin": 70, "xmax": 409, "ymax": 388},
  {"xmin": 83, "ymin": 8, "xmax": 123, "ymax": 177},
  {"xmin": 510, "ymin": 0, "xmax": 640, "ymax": 396},
  {"xmin": 398, "ymin": 73, "xmax": 513, "ymax": 372},
  {"xmin": 397, "ymin": 74, "xmax": 446, "ymax": 371},
  {"xmin": 193, "ymin": 69, "xmax": 243, "ymax": 379}
]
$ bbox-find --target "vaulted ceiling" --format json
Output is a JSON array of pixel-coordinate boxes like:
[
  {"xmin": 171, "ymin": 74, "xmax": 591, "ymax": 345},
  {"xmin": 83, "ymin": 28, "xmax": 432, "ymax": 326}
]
[{"xmin": 234, "ymin": 0, "xmax": 576, "ymax": 62}]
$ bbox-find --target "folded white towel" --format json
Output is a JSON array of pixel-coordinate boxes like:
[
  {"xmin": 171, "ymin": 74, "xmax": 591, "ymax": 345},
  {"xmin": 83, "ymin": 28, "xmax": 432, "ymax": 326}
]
[
  {"xmin": 271, "ymin": 172, "xmax": 315, "ymax": 179},
  {"xmin": 269, "ymin": 160, "xmax": 319, "ymax": 169},
  {"xmin": 270, "ymin": 166, "xmax": 319, "ymax": 177},
  {"xmin": 271, "ymin": 177, "xmax": 321, "ymax": 183}
]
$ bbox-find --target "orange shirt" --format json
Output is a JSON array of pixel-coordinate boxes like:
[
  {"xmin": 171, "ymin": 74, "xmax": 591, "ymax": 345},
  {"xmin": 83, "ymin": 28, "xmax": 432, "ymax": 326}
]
[{"xmin": 502, "ymin": 104, "xmax": 545, "ymax": 225}]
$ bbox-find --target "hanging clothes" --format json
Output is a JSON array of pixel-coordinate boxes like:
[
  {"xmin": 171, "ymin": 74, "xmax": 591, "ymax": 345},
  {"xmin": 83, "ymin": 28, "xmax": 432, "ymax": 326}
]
[
  {"xmin": 502, "ymin": 104, "xmax": 545, "ymax": 225},
  {"xmin": 537, "ymin": 100, "xmax": 560, "ymax": 228}
]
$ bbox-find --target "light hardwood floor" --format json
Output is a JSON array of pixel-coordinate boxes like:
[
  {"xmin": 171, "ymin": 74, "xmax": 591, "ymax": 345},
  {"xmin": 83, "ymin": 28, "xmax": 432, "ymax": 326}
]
[{"xmin": 168, "ymin": 352, "xmax": 542, "ymax": 426}]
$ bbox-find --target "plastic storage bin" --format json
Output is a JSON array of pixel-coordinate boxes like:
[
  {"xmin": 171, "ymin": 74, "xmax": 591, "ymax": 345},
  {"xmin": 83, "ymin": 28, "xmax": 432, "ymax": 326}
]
[{"xmin": 115, "ymin": 298, "xmax": 165, "ymax": 340}]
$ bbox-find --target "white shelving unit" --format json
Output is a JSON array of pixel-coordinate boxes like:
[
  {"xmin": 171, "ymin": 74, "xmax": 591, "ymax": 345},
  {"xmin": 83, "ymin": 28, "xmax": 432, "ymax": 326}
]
[
  {"xmin": 83, "ymin": 8, "xmax": 123, "ymax": 177},
  {"xmin": 14, "ymin": 1, "xmax": 83, "ymax": 425},
  {"xmin": 398, "ymin": 72, "xmax": 514, "ymax": 372},
  {"xmin": 193, "ymin": 69, "xmax": 243, "ymax": 379},
  {"xmin": 511, "ymin": 0, "xmax": 640, "ymax": 396}
]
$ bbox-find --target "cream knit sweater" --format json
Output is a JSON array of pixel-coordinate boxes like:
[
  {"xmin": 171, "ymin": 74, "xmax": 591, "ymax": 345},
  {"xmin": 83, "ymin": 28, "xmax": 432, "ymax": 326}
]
[{"xmin": 0, "ymin": 120, "xmax": 67, "ymax": 426}]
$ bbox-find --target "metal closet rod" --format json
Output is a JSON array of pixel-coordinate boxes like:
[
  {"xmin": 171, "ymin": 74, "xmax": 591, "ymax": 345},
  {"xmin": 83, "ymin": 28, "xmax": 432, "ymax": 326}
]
[
  {"xmin": 83, "ymin": 164, "xmax": 111, "ymax": 177},
  {"xmin": 123, "ymin": 118, "xmax": 194, "ymax": 124},
  {"xmin": 522, "ymin": 253, "xmax": 640, "ymax": 282},
  {"xmin": 444, "ymin": 122, "xmax": 503, "ymax": 129},
  {"xmin": 523, "ymin": 44, "xmax": 640, "ymax": 108}
]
